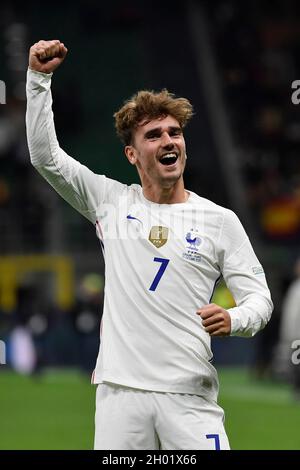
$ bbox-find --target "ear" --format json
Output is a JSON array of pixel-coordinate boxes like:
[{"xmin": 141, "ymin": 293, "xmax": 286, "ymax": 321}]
[{"xmin": 125, "ymin": 145, "xmax": 137, "ymax": 165}]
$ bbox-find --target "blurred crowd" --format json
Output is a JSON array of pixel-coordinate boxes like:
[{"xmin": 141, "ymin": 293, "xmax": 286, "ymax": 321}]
[
  {"xmin": 0, "ymin": 273, "xmax": 103, "ymax": 375},
  {"xmin": 207, "ymin": 0, "xmax": 300, "ymax": 243},
  {"xmin": 206, "ymin": 0, "xmax": 300, "ymax": 396}
]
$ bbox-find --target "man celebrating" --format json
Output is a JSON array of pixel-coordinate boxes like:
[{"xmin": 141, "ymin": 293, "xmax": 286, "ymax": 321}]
[{"xmin": 26, "ymin": 40, "xmax": 273, "ymax": 450}]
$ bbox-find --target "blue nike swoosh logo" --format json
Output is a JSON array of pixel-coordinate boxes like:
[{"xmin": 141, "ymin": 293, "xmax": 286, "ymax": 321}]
[{"xmin": 127, "ymin": 214, "xmax": 143, "ymax": 225}]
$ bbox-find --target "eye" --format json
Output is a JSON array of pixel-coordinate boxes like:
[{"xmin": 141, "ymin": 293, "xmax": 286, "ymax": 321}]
[
  {"xmin": 169, "ymin": 129, "xmax": 182, "ymax": 137},
  {"xmin": 145, "ymin": 132, "xmax": 160, "ymax": 140}
]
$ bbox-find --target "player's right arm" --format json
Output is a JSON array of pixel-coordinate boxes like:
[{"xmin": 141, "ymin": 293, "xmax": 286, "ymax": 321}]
[{"xmin": 26, "ymin": 40, "xmax": 121, "ymax": 224}]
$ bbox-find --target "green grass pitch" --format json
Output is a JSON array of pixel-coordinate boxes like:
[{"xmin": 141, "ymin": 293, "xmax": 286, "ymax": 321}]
[{"xmin": 0, "ymin": 368, "xmax": 299, "ymax": 449}]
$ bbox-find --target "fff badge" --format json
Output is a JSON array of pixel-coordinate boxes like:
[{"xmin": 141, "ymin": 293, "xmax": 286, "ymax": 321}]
[{"xmin": 148, "ymin": 226, "xmax": 169, "ymax": 248}]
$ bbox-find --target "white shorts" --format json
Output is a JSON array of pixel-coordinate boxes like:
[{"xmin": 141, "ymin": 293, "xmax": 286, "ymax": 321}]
[{"xmin": 94, "ymin": 383, "xmax": 230, "ymax": 450}]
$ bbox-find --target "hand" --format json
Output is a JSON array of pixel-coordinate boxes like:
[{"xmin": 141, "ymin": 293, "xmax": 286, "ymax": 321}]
[
  {"xmin": 196, "ymin": 303, "xmax": 231, "ymax": 337},
  {"xmin": 29, "ymin": 40, "xmax": 68, "ymax": 74}
]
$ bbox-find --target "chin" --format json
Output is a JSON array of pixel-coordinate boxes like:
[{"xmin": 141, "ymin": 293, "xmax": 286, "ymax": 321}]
[{"xmin": 159, "ymin": 171, "xmax": 182, "ymax": 186}]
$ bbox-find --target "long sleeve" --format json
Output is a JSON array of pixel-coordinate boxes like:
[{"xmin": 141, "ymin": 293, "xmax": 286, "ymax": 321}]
[
  {"xmin": 26, "ymin": 68, "xmax": 123, "ymax": 223},
  {"xmin": 218, "ymin": 209, "xmax": 273, "ymax": 337}
]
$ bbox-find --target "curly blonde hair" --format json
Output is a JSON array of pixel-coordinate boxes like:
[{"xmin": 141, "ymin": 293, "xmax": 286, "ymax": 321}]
[{"xmin": 113, "ymin": 89, "xmax": 194, "ymax": 145}]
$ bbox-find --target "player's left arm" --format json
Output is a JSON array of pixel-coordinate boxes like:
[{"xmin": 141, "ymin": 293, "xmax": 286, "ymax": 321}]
[{"xmin": 199, "ymin": 209, "xmax": 273, "ymax": 338}]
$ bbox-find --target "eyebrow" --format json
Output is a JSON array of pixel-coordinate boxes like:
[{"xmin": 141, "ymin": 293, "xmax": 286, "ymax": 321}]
[{"xmin": 144, "ymin": 126, "xmax": 182, "ymax": 138}]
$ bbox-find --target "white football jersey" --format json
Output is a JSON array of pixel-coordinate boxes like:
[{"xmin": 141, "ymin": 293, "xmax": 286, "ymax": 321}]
[{"xmin": 26, "ymin": 69, "xmax": 273, "ymax": 400}]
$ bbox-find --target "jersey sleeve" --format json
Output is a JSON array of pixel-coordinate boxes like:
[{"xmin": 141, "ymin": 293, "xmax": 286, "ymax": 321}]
[
  {"xmin": 26, "ymin": 68, "xmax": 125, "ymax": 224},
  {"xmin": 218, "ymin": 209, "xmax": 273, "ymax": 337}
]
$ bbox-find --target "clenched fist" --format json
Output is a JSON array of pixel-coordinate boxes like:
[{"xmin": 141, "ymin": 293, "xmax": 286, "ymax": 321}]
[
  {"xmin": 196, "ymin": 303, "xmax": 231, "ymax": 337},
  {"xmin": 29, "ymin": 40, "xmax": 68, "ymax": 74}
]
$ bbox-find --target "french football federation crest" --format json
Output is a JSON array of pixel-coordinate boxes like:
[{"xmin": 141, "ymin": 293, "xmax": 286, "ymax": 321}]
[
  {"xmin": 185, "ymin": 230, "xmax": 202, "ymax": 249},
  {"xmin": 148, "ymin": 226, "xmax": 169, "ymax": 248},
  {"xmin": 182, "ymin": 228, "xmax": 202, "ymax": 263}
]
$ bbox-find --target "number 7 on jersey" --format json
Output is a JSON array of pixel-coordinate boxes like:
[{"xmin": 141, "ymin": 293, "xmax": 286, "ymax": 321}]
[{"xmin": 149, "ymin": 258, "xmax": 170, "ymax": 291}]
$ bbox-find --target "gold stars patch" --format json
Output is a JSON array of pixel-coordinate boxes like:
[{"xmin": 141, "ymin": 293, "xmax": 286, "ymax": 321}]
[{"xmin": 148, "ymin": 226, "xmax": 169, "ymax": 248}]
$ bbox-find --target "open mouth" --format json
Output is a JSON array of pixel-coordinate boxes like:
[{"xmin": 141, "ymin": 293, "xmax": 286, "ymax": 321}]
[{"xmin": 158, "ymin": 153, "xmax": 178, "ymax": 166}]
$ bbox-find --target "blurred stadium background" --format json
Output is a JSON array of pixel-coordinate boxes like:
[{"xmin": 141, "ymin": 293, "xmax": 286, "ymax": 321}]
[{"xmin": 1, "ymin": 0, "xmax": 300, "ymax": 449}]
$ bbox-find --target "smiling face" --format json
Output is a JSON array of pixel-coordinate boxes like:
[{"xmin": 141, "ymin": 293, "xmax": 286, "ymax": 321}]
[{"xmin": 125, "ymin": 115, "xmax": 187, "ymax": 190}]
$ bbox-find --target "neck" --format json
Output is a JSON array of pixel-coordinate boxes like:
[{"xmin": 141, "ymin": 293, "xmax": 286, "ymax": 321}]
[{"xmin": 142, "ymin": 179, "xmax": 188, "ymax": 204}]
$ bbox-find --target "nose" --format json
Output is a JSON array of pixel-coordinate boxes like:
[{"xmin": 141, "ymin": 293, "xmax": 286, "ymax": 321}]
[{"xmin": 161, "ymin": 131, "xmax": 174, "ymax": 149}]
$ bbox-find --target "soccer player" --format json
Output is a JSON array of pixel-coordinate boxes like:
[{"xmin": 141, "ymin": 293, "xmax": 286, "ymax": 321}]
[{"xmin": 26, "ymin": 40, "xmax": 273, "ymax": 450}]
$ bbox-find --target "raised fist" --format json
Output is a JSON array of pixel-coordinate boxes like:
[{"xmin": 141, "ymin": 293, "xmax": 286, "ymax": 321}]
[{"xmin": 29, "ymin": 40, "xmax": 68, "ymax": 74}]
